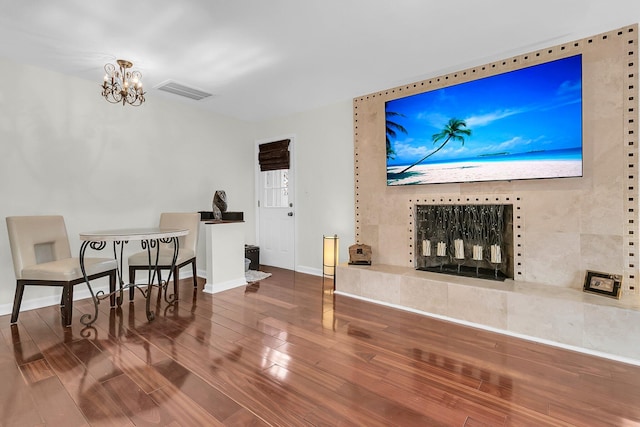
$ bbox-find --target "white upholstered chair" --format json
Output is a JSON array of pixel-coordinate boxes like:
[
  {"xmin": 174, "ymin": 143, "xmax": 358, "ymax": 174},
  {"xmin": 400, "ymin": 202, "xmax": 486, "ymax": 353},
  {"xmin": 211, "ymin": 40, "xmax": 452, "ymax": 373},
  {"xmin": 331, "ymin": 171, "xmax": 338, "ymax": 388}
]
[
  {"xmin": 6, "ymin": 215, "xmax": 117, "ymax": 326},
  {"xmin": 127, "ymin": 212, "xmax": 199, "ymax": 301}
]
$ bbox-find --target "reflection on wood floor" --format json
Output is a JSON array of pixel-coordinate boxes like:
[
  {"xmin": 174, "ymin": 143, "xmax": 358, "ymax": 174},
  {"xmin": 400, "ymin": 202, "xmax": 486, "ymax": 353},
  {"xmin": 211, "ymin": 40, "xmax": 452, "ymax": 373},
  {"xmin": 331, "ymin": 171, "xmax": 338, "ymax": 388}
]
[{"xmin": 2, "ymin": 266, "xmax": 640, "ymax": 426}]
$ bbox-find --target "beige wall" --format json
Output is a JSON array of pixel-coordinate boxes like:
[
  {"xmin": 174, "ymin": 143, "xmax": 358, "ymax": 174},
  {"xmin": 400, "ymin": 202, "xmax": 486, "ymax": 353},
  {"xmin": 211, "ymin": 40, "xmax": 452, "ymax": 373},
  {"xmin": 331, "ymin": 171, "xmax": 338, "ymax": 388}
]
[
  {"xmin": 3, "ymin": 24, "xmax": 636, "ymax": 316},
  {"xmin": 0, "ymin": 57, "xmax": 256, "ymax": 311},
  {"xmin": 253, "ymin": 101, "xmax": 355, "ymax": 274},
  {"xmin": 0, "ymin": 56, "xmax": 357, "ymax": 315},
  {"xmin": 353, "ymin": 25, "xmax": 639, "ymax": 299}
]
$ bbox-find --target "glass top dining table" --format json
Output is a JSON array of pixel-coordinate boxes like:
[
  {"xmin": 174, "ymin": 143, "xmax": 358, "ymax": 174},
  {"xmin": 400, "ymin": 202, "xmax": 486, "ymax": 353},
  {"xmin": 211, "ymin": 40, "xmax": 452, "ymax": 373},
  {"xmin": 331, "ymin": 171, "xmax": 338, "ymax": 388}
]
[
  {"xmin": 78, "ymin": 227, "xmax": 189, "ymax": 326},
  {"xmin": 79, "ymin": 227, "xmax": 188, "ymax": 242}
]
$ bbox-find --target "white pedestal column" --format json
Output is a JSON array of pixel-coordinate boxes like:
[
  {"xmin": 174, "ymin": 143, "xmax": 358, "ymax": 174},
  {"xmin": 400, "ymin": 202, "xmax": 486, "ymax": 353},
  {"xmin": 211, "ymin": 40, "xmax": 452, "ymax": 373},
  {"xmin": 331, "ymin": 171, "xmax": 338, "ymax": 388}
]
[{"xmin": 203, "ymin": 221, "xmax": 247, "ymax": 294}]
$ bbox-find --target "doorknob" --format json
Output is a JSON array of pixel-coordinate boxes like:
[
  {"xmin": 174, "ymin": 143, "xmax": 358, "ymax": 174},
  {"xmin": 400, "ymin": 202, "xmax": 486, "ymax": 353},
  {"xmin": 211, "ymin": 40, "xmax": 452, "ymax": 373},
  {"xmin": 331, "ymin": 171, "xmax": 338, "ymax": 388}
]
[{"xmin": 287, "ymin": 212, "xmax": 294, "ymax": 216}]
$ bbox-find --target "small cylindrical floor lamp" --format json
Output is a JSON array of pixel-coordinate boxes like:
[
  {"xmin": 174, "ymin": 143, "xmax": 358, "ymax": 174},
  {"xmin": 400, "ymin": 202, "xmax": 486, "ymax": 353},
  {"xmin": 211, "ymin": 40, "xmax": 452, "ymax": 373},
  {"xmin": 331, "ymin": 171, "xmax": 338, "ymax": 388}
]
[{"xmin": 323, "ymin": 234, "xmax": 339, "ymax": 288}]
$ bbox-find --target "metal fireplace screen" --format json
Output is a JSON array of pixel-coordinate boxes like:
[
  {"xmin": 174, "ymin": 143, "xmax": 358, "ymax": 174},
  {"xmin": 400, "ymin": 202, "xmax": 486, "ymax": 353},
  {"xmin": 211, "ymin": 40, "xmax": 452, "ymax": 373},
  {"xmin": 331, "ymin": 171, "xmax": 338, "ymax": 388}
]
[{"xmin": 415, "ymin": 204, "xmax": 513, "ymax": 281}]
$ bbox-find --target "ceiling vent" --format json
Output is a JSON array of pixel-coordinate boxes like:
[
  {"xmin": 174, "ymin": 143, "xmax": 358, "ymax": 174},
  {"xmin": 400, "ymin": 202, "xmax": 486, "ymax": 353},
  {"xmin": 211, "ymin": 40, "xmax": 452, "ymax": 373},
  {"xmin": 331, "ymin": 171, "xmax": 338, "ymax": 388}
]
[{"xmin": 154, "ymin": 80, "xmax": 213, "ymax": 101}]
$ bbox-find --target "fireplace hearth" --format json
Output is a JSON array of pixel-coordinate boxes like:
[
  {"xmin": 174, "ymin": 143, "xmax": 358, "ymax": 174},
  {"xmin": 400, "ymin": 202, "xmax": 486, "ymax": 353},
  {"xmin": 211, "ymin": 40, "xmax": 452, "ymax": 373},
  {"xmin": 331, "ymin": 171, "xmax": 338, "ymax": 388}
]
[{"xmin": 415, "ymin": 204, "xmax": 513, "ymax": 281}]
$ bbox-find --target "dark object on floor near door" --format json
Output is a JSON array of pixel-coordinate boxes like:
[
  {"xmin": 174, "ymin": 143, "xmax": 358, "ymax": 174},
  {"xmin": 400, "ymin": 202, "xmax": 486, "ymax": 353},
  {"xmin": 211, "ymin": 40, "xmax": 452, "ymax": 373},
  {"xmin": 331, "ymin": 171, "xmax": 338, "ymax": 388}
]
[{"xmin": 245, "ymin": 245, "xmax": 260, "ymax": 270}]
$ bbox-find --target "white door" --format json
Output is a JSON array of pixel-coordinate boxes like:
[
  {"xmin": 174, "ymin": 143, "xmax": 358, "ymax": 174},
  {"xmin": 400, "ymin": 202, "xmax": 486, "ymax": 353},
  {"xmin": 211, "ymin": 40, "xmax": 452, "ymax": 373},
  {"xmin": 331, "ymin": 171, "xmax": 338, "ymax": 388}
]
[{"xmin": 257, "ymin": 141, "xmax": 295, "ymax": 270}]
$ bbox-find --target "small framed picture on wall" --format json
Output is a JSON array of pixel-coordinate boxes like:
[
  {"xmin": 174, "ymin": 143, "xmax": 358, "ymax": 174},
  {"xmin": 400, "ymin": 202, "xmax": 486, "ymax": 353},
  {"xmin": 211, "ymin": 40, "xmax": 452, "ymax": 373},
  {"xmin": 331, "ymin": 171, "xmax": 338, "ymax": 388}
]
[{"xmin": 583, "ymin": 270, "xmax": 622, "ymax": 299}]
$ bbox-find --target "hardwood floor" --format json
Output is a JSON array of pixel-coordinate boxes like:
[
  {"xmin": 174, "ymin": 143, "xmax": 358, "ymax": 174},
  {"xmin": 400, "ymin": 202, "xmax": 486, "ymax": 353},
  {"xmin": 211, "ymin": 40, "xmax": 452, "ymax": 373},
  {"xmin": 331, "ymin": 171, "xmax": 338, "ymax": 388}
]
[{"xmin": 2, "ymin": 267, "xmax": 640, "ymax": 426}]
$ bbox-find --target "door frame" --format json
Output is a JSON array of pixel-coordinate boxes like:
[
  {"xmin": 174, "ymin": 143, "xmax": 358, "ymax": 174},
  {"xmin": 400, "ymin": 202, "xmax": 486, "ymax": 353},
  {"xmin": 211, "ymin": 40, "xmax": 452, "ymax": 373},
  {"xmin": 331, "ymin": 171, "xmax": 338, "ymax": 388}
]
[{"xmin": 254, "ymin": 134, "xmax": 296, "ymax": 270}]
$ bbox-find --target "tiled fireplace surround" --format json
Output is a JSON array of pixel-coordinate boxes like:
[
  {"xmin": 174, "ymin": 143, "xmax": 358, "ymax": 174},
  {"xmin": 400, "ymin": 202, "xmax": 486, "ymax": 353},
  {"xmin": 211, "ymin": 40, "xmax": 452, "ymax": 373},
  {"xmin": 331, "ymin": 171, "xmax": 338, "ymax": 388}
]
[
  {"xmin": 337, "ymin": 261, "xmax": 640, "ymax": 362},
  {"xmin": 337, "ymin": 194, "xmax": 640, "ymax": 363},
  {"xmin": 338, "ymin": 25, "xmax": 640, "ymax": 363}
]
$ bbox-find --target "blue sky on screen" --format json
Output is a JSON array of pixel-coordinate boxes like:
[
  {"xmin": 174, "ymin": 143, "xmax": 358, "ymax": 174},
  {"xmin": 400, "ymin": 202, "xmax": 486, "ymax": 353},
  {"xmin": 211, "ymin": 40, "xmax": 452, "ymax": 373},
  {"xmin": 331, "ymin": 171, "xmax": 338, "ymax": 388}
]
[{"xmin": 386, "ymin": 55, "xmax": 582, "ymax": 166}]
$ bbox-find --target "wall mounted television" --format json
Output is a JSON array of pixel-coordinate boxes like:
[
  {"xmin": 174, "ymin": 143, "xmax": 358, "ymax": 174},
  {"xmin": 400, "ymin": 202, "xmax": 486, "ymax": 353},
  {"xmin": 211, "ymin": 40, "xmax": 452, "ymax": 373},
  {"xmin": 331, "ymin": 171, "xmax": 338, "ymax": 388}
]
[{"xmin": 386, "ymin": 54, "xmax": 583, "ymax": 186}]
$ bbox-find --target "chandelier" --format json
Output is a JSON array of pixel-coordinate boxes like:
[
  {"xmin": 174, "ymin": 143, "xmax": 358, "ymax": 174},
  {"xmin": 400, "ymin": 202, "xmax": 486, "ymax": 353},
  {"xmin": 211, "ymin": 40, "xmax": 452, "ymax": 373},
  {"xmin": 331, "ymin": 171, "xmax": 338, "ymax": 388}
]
[{"xmin": 101, "ymin": 59, "xmax": 145, "ymax": 106}]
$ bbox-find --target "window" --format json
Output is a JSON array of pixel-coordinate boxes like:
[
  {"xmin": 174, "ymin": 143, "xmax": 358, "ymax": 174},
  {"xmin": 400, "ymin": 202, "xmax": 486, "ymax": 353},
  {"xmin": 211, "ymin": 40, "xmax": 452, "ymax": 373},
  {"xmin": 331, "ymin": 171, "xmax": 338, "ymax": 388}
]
[{"xmin": 263, "ymin": 169, "xmax": 289, "ymax": 208}]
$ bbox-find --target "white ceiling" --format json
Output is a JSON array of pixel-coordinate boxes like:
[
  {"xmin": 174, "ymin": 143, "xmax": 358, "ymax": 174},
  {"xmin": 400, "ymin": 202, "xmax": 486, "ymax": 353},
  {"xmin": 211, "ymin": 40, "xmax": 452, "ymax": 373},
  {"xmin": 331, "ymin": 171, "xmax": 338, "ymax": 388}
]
[{"xmin": 0, "ymin": 0, "xmax": 639, "ymax": 122}]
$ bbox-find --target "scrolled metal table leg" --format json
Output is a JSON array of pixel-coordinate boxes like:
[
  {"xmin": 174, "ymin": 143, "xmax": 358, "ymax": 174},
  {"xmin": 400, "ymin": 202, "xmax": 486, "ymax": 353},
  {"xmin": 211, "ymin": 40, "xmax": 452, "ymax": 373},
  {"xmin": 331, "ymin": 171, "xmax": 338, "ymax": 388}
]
[
  {"xmin": 79, "ymin": 240, "xmax": 107, "ymax": 326},
  {"xmin": 113, "ymin": 241, "xmax": 126, "ymax": 307},
  {"xmin": 162, "ymin": 236, "xmax": 180, "ymax": 304},
  {"xmin": 142, "ymin": 238, "xmax": 159, "ymax": 322}
]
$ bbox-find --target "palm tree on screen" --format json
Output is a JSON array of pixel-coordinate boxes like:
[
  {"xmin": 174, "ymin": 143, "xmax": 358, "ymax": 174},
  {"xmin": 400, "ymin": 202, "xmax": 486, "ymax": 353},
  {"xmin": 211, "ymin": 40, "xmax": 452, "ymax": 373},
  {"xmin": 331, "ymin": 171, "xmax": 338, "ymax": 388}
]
[
  {"xmin": 399, "ymin": 118, "xmax": 471, "ymax": 174},
  {"xmin": 386, "ymin": 111, "xmax": 407, "ymax": 159}
]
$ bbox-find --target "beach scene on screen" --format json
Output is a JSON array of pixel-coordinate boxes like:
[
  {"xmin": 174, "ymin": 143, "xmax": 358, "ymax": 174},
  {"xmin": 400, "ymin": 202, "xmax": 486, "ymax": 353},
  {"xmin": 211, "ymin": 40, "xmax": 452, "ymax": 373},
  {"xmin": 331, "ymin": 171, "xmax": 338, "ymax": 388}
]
[{"xmin": 385, "ymin": 54, "xmax": 583, "ymax": 186}]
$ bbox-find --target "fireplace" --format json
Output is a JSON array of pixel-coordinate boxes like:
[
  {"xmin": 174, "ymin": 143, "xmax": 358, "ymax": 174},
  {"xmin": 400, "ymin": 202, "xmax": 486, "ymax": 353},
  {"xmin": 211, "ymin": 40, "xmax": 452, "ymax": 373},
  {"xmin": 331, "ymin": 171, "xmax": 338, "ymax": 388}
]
[{"xmin": 414, "ymin": 204, "xmax": 514, "ymax": 280}]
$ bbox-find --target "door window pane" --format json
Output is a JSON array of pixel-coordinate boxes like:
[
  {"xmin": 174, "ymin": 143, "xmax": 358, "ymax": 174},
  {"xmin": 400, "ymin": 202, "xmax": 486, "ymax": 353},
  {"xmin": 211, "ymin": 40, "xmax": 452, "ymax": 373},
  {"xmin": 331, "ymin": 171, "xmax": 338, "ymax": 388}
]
[{"xmin": 263, "ymin": 169, "xmax": 289, "ymax": 208}]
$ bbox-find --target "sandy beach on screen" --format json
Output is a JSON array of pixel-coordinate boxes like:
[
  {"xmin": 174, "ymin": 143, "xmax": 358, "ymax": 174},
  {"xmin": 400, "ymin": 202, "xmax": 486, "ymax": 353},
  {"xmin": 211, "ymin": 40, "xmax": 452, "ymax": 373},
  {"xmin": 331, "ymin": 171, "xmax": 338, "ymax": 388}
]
[{"xmin": 387, "ymin": 160, "xmax": 582, "ymax": 185}]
